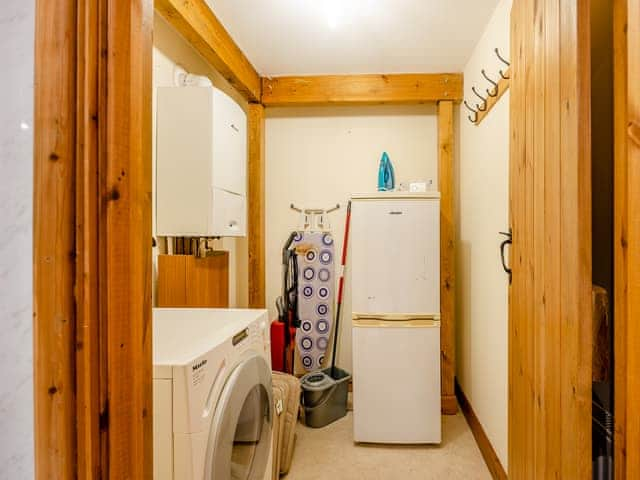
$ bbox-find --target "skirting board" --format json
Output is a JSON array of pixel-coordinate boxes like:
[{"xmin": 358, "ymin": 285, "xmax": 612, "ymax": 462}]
[{"xmin": 455, "ymin": 380, "xmax": 507, "ymax": 480}]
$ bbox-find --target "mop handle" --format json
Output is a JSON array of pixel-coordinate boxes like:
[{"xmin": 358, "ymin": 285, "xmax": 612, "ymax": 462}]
[
  {"xmin": 337, "ymin": 202, "xmax": 352, "ymax": 302},
  {"xmin": 331, "ymin": 201, "xmax": 352, "ymax": 377}
]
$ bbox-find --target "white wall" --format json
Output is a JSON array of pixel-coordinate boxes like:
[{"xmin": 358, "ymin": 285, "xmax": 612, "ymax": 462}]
[
  {"xmin": 456, "ymin": 0, "xmax": 511, "ymax": 468},
  {"xmin": 265, "ymin": 106, "xmax": 438, "ymax": 372},
  {"xmin": 0, "ymin": 1, "xmax": 34, "ymax": 478},
  {"xmin": 153, "ymin": 14, "xmax": 248, "ymax": 307}
]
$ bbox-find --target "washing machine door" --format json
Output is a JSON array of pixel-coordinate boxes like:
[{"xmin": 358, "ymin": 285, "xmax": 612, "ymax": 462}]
[{"xmin": 206, "ymin": 352, "xmax": 273, "ymax": 480}]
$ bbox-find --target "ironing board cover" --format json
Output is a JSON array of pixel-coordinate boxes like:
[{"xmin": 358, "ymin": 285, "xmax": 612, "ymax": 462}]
[{"xmin": 292, "ymin": 231, "xmax": 335, "ymax": 371}]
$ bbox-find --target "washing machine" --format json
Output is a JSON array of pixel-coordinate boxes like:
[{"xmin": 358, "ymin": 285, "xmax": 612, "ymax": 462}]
[{"xmin": 153, "ymin": 308, "xmax": 273, "ymax": 480}]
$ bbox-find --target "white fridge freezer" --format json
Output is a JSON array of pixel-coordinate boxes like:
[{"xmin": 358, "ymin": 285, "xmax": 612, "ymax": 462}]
[{"xmin": 350, "ymin": 193, "xmax": 441, "ymax": 444}]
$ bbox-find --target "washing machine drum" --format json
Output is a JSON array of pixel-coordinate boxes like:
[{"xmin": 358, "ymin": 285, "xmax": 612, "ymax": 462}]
[{"xmin": 206, "ymin": 353, "xmax": 273, "ymax": 480}]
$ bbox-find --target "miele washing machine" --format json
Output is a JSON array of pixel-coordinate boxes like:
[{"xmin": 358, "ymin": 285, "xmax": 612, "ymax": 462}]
[{"xmin": 153, "ymin": 308, "xmax": 273, "ymax": 480}]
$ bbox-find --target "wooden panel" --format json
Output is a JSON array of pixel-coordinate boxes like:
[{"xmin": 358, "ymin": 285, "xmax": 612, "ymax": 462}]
[
  {"xmin": 559, "ymin": 0, "xmax": 592, "ymax": 476},
  {"xmin": 103, "ymin": 0, "xmax": 153, "ymax": 477},
  {"xmin": 613, "ymin": 0, "xmax": 640, "ymax": 480},
  {"xmin": 541, "ymin": 0, "xmax": 562, "ymax": 476},
  {"xmin": 613, "ymin": 0, "xmax": 628, "ymax": 474},
  {"xmin": 76, "ymin": 0, "xmax": 105, "ymax": 477},
  {"xmin": 474, "ymin": 68, "xmax": 511, "ymax": 125},
  {"xmin": 157, "ymin": 254, "xmax": 230, "ymax": 307},
  {"xmin": 157, "ymin": 255, "xmax": 188, "ymax": 306},
  {"xmin": 456, "ymin": 381, "xmax": 507, "ymax": 480},
  {"xmin": 616, "ymin": 0, "xmax": 640, "ymax": 476},
  {"xmin": 33, "ymin": 0, "xmax": 77, "ymax": 477},
  {"xmin": 509, "ymin": 0, "xmax": 592, "ymax": 477},
  {"xmin": 187, "ymin": 254, "xmax": 229, "ymax": 307},
  {"xmin": 532, "ymin": 0, "xmax": 547, "ymax": 471},
  {"xmin": 508, "ymin": 1, "xmax": 526, "ymax": 474},
  {"xmin": 626, "ymin": 0, "xmax": 640, "ymax": 470},
  {"xmin": 438, "ymin": 100, "xmax": 456, "ymax": 415},
  {"xmin": 262, "ymin": 74, "xmax": 463, "ymax": 106},
  {"xmin": 247, "ymin": 104, "xmax": 266, "ymax": 308},
  {"xmin": 155, "ymin": 0, "xmax": 261, "ymax": 101}
]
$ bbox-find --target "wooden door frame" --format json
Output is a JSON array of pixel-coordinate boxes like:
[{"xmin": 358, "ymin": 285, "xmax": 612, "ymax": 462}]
[
  {"xmin": 33, "ymin": 0, "xmax": 462, "ymax": 476},
  {"xmin": 35, "ymin": 0, "xmax": 154, "ymax": 477},
  {"xmin": 614, "ymin": 0, "xmax": 640, "ymax": 477}
]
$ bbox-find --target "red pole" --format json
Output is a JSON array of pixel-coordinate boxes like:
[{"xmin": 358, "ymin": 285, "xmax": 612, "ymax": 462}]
[{"xmin": 331, "ymin": 200, "xmax": 352, "ymax": 377}]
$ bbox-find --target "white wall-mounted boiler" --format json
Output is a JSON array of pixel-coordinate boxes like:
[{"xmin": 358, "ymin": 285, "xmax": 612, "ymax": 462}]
[{"xmin": 156, "ymin": 86, "xmax": 247, "ymax": 237}]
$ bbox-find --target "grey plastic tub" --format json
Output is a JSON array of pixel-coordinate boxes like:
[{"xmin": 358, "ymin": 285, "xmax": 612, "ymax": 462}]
[{"xmin": 300, "ymin": 367, "xmax": 351, "ymax": 428}]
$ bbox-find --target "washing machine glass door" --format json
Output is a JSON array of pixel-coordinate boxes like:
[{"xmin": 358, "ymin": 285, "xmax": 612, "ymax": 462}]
[{"xmin": 207, "ymin": 352, "xmax": 272, "ymax": 480}]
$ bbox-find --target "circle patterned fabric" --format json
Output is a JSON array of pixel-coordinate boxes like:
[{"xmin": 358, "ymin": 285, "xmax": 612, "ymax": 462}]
[{"xmin": 293, "ymin": 231, "xmax": 335, "ymax": 371}]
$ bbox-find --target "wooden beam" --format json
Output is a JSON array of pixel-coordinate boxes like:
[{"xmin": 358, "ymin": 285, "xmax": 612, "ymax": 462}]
[
  {"xmin": 262, "ymin": 74, "xmax": 463, "ymax": 106},
  {"xmin": 248, "ymin": 104, "xmax": 266, "ymax": 308},
  {"xmin": 438, "ymin": 100, "xmax": 457, "ymax": 415},
  {"xmin": 155, "ymin": 0, "xmax": 261, "ymax": 102},
  {"xmin": 103, "ymin": 0, "xmax": 154, "ymax": 477},
  {"xmin": 34, "ymin": 0, "xmax": 77, "ymax": 477},
  {"xmin": 456, "ymin": 381, "xmax": 508, "ymax": 480}
]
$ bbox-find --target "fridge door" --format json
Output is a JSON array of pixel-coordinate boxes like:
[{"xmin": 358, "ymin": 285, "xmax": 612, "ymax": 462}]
[
  {"xmin": 352, "ymin": 314, "xmax": 441, "ymax": 443},
  {"xmin": 350, "ymin": 198, "xmax": 440, "ymax": 314}
]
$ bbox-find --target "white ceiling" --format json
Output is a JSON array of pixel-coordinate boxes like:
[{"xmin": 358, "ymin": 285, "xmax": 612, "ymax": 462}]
[{"xmin": 206, "ymin": 0, "xmax": 501, "ymax": 76}]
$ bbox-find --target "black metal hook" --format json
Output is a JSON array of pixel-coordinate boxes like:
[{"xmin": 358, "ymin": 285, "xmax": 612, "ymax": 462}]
[
  {"xmin": 499, "ymin": 230, "xmax": 512, "ymax": 284},
  {"xmin": 495, "ymin": 48, "xmax": 511, "ymax": 79},
  {"xmin": 472, "ymin": 87, "xmax": 488, "ymax": 111},
  {"xmin": 463, "ymin": 100, "xmax": 477, "ymax": 113},
  {"xmin": 482, "ymin": 69, "xmax": 498, "ymax": 97},
  {"xmin": 463, "ymin": 100, "xmax": 478, "ymax": 123},
  {"xmin": 495, "ymin": 47, "xmax": 510, "ymax": 67},
  {"xmin": 472, "ymin": 86, "xmax": 487, "ymax": 102}
]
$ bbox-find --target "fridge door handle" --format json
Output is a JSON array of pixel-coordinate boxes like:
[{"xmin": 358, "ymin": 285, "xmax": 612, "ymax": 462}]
[{"xmin": 499, "ymin": 230, "xmax": 512, "ymax": 284}]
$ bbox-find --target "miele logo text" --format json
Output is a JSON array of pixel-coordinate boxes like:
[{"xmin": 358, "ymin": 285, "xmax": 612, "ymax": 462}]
[{"xmin": 192, "ymin": 359, "xmax": 207, "ymax": 371}]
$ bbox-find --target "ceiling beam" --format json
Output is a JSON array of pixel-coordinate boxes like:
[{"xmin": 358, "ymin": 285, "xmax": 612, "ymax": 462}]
[
  {"xmin": 261, "ymin": 73, "xmax": 463, "ymax": 106},
  {"xmin": 155, "ymin": 0, "xmax": 262, "ymax": 102}
]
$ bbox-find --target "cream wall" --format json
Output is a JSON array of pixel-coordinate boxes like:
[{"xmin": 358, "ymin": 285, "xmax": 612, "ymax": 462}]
[
  {"xmin": 456, "ymin": 0, "xmax": 511, "ymax": 468},
  {"xmin": 265, "ymin": 106, "xmax": 438, "ymax": 372},
  {"xmin": 152, "ymin": 14, "xmax": 248, "ymax": 307}
]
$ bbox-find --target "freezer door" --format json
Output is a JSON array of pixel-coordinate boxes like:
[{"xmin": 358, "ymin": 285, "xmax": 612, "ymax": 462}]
[
  {"xmin": 352, "ymin": 318, "xmax": 441, "ymax": 443},
  {"xmin": 350, "ymin": 198, "xmax": 440, "ymax": 314}
]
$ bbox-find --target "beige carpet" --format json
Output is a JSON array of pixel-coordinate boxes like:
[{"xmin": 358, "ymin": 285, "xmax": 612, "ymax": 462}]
[{"xmin": 284, "ymin": 412, "xmax": 491, "ymax": 480}]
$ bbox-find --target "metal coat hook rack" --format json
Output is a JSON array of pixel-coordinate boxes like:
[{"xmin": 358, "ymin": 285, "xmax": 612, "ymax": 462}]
[
  {"xmin": 291, "ymin": 203, "xmax": 340, "ymax": 232},
  {"xmin": 464, "ymin": 47, "xmax": 512, "ymax": 125}
]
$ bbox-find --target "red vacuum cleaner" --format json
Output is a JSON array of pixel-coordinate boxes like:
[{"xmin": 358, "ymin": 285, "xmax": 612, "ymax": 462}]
[{"xmin": 272, "ymin": 231, "xmax": 299, "ymax": 373}]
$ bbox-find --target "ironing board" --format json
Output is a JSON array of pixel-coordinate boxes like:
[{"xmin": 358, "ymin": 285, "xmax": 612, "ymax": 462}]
[{"xmin": 292, "ymin": 231, "xmax": 335, "ymax": 371}]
